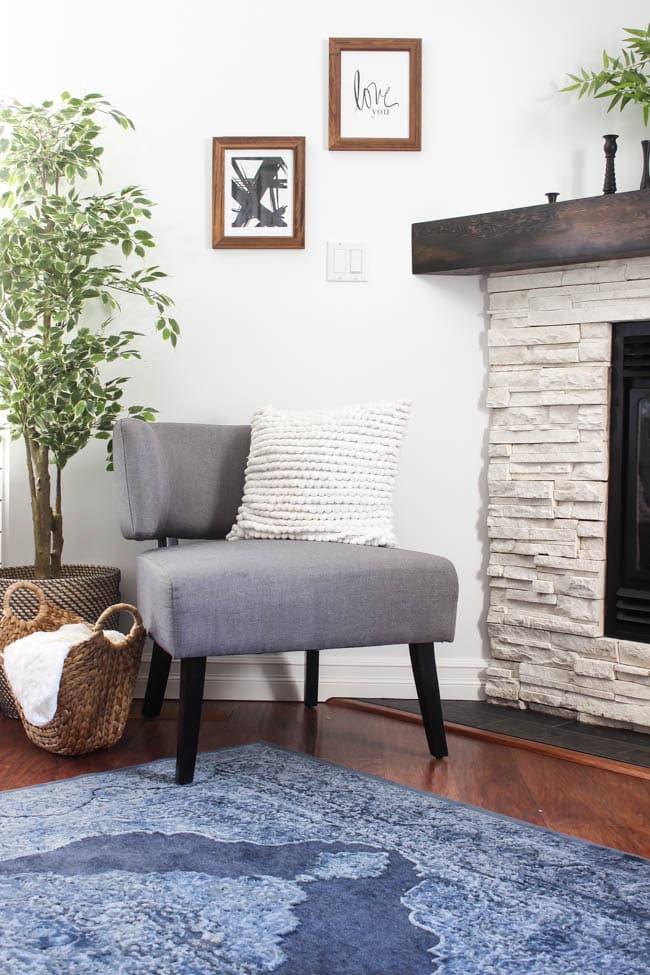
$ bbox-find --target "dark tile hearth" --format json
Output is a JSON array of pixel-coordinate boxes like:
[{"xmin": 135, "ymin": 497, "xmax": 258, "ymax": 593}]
[{"xmin": 360, "ymin": 700, "xmax": 650, "ymax": 769}]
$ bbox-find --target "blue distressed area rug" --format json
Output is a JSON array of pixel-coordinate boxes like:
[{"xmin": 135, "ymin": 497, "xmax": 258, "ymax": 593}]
[{"xmin": 0, "ymin": 744, "xmax": 648, "ymax": 975}]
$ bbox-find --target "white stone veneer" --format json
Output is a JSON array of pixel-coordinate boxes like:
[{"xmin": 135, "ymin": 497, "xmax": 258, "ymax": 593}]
[{"xmin": 486, "ymin": 257, "xmax": 650, "ymax": 732}]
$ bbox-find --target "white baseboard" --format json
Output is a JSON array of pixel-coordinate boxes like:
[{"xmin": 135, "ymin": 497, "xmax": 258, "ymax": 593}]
[{"xmin": 135, "ymin": 652, "xmax": 486, "ymax": 702}]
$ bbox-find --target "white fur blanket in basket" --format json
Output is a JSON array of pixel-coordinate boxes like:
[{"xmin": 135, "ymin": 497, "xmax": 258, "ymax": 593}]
[{"xmin": 4, "ymin": 622, "xmax": 123, "ymax": 727}]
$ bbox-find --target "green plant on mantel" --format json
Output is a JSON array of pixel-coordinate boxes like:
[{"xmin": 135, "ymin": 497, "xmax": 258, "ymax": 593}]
[
  {"xmin": 0, "ymin": 93, "xmax": 179, "ymax": 579},
  {"xmin": 562, "ymin": 23, "xmax": 650, "ymax": 123}
]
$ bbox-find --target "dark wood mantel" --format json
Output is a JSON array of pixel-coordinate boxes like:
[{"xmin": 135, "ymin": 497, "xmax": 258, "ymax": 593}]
[{"xmin": 412, "ymin": 190, "xmax": 650, "ymax": 275}]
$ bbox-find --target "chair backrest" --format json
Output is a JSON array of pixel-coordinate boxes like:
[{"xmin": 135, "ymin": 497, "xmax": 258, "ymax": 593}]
[{"xmin": 113, "ymin": 418, "xmax": 251, "ymax": 540}]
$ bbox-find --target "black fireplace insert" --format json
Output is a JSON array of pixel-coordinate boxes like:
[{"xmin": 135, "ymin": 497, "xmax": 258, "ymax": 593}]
[{"xmin": 606, "ymin": 321, "xmax": 650, "ymax": 641}]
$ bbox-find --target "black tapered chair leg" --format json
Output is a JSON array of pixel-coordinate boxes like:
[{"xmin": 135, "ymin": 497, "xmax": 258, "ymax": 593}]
[
  {"xmin": 176, "ymin": 656, "xmax": 207, "ymax": 785},
  {"xmin": 409, "ymin": 643, "xmax": 448, "ymax": 759},
  {"xmin": 304, "ymin": 650, "xmax": 320, "ymax": 708},
  {"xmin": 142, "ymin": 641, "xmax": 172, "ymax": 719}
]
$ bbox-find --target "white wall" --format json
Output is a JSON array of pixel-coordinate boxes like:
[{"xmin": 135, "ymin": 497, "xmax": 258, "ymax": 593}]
[{"xmin": 2, "ymin": 0, "xmax": 648, "ymax": 700}]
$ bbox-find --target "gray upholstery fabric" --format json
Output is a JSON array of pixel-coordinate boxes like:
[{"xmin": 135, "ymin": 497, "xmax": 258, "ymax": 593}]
[
  {"xmin": 136, "ymin": 539, "xmax": 458, "ymax": 658},
  {"xmin": 113, "ymin": 419, "xmax": 250, "ymax": 540},
  {"xmin": 114, "ymin": 419, "xmax": 459, "ymax": 662}
]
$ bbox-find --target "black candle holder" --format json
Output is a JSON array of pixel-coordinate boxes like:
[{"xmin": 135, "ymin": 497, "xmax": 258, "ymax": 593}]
[
  {"xmin": 603, "ymin": 134, "xmax": 618, "ymax": 194},
  {"xmin": 641, "ymin": 140, "xmax": 650, "ymax": 190}
]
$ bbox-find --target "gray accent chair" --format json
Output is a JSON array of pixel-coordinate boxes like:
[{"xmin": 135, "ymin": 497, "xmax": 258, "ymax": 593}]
[{"xmin": 113, "ymin": 419, "xmax": 459, "ymax": 784}]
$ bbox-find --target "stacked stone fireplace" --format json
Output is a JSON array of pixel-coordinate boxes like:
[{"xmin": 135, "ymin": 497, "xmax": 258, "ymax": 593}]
[{"xmin": 485, "ymin": 256, "xmax": 650, "ymax": 732}]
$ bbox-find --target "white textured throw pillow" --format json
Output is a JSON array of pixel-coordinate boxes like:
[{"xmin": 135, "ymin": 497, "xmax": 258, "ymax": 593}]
[{"xmin": 227, "ymin": 401, "xmax": 411, "ymax": 547}]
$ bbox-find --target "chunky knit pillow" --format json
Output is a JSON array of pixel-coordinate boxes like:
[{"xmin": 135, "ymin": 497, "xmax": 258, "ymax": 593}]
[{"xmin": 227, "ymin": 401, "xmax": 411, "ymax": 547}]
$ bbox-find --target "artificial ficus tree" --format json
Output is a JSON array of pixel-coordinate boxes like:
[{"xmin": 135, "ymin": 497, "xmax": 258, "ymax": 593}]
[{"xmin": 0, "ymin": 92, "xmax": 179, "ymax": 578}]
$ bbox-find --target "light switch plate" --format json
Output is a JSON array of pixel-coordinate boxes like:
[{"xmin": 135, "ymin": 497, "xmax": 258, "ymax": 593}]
[{"xmin": 326, "ymin": 242, "xmax": 367, "ymax": 282}]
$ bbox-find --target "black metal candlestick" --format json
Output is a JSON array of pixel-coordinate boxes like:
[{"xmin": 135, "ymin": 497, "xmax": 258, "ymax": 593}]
[
  {"xmin": 603, "ymin": 134, "xmax": 619, "ymax": 194},
  {"xmin": 641, "ymin": 140, "xmax": 650, "ymax": 190}
]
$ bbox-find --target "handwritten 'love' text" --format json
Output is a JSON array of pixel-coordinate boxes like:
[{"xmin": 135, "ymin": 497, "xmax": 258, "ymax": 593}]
[{"xmin": 353, "ymin": 69, "xmax": 399, "ymax": 117}]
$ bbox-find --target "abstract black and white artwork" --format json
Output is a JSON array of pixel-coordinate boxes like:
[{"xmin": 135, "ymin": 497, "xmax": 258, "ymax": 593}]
[
  {"xmin": 212, "ymin": 138, "xmax": 305, "ymax": 249},
  {"xmin": 225, "ymin": 151, "xmax": 293, "ymax": 236}
]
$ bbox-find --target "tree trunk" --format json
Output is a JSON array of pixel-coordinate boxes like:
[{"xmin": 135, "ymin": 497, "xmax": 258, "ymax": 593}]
[
  {"xmin": 24, "ymin": 435, "xmax": 58, "ymax": 579},
  {"xmin": 50, "ymin": 466, "xmax": 64, "ymax": 577}
]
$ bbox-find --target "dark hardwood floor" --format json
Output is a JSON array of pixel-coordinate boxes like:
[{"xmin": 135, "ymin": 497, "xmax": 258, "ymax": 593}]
[{"xmin": 1, "ymin": 699, "xmax": 649, "ymax": 859}]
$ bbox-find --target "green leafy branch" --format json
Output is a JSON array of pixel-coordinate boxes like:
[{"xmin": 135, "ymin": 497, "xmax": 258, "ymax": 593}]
[{"xmin": 562, "ymin": 23, "xmax": 650, "ymax": 124}]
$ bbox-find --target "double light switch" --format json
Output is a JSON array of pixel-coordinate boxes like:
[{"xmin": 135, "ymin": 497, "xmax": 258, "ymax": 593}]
[{"xmin": 326, "ymin": 242, "xmax": 367, "ymax": 282}]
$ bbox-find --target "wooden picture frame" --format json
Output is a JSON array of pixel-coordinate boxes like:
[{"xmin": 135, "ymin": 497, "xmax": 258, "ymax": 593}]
[
  {"xmin": 329, "ymin": 38, "xmax": 421, "ymax": 151},
  {"xmin": 212, "ymin": 137, "xmax": 305, "ymax": 249}
]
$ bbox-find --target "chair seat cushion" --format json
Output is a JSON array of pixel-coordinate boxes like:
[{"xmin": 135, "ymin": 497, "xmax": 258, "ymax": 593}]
[{"xmin": 137, "ymin": 540, "xmax": 458, "ymax": 658}]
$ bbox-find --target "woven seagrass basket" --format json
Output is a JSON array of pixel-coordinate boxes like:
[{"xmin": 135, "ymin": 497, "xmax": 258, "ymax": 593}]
[
  {"xmin": 0, "ymin": 586, "xmax": 145, "ymax": 756},
  {"xmin": 0, "ymin": 582, "xmax": 84, "ymax": 719},
  {"xmin": 0, "ymin": 566, "xmax": 120, "ymax": 719}
]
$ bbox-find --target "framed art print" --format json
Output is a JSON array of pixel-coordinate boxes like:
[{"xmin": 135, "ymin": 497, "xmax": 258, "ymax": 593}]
[
  {"xmin": 329, "ymin": 38, "xmax": 421, "ymax": 151},
  {"xmin": 212, "ymin": 137, "xmax": 305, "ymax": 248}
]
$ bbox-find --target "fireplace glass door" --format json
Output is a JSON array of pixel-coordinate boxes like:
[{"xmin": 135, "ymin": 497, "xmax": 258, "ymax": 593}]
[{"xmin": 606, "ymin": 322, "xmax": 650, "ymax": 640}]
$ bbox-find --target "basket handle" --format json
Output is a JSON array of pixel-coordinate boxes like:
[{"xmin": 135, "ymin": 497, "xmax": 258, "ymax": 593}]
[
  {"xmin": 93, "ymin": 603, "xmax": 144, "ymax": 647},
  {"xmin": 2, "ymin": 581, "xmax": 50, "ymax": 625}
]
